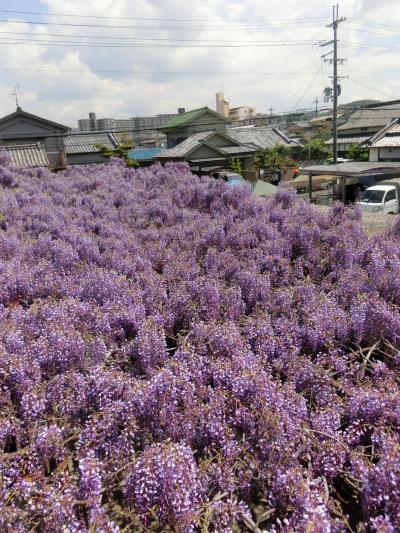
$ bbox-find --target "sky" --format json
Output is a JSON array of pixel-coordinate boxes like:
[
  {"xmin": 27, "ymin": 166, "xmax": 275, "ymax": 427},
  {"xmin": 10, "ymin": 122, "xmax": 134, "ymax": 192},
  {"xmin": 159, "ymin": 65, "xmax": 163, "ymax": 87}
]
[{"xmin": 0, "ymin": 0, "xmax": 399, "ymax": 127}]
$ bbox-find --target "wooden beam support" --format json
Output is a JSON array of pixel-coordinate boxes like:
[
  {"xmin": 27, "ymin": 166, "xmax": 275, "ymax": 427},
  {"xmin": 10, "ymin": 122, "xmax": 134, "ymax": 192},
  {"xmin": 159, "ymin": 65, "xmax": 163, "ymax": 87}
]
[{"xmin": 341, "ymin": 175, "xmax": 347, "ymax": 204}]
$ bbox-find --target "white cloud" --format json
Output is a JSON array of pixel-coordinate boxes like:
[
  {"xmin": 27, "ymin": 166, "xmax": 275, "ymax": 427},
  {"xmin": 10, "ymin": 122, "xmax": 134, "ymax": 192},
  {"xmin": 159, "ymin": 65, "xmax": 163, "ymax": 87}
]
[{"xmin": 0, "ymin": 0, "xmax": 398, "ymax": 126}]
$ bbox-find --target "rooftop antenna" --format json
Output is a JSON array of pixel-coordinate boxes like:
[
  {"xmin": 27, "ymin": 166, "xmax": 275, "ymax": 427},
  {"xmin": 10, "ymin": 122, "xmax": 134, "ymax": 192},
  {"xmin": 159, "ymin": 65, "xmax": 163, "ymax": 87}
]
[{"xmin": 11, "ymin": 83, "xmax": 21, "ymax": 110}]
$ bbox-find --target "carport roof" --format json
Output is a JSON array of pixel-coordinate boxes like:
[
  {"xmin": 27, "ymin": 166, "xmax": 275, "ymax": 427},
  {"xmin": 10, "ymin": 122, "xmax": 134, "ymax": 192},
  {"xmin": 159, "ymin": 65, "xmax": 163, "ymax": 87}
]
[{"xmin": 302, "ymin": 161, "xmax": 400, "ymax": 177}]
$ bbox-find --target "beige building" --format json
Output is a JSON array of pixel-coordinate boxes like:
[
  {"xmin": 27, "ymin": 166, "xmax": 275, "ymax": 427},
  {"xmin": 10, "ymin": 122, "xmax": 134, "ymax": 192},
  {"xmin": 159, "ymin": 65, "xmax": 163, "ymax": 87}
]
[
  {"xmin": 229, "ymin": 106, "xmax": 256, "ymax": 122},
  {"xmin": 216, "ymin": 92, "xmax": 230, "ymax": 118}
]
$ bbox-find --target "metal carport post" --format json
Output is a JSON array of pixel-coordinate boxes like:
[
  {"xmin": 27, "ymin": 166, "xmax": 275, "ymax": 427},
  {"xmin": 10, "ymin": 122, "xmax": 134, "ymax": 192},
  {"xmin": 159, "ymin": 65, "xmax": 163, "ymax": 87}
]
[{"xmin": 341, "ymin": 175, "xmax": 347, "ymax": 204}]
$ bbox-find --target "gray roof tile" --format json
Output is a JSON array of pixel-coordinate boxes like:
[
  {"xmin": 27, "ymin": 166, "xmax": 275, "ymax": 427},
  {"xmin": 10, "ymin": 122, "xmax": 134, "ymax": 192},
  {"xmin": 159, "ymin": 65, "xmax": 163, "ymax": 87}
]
[
  {"xmin": 228, "ymin": 127, "xmax": 294, "ymax": 148},
  {"xmin": 372, "ymin": 135, "xmax": 400, "ymax": 148},
  {"xmin": 4, "ymin": 143, "xmax": 49, "ymax": 168},
  {"xmin": 339, "ymin": 102, "xmax": 400, "ymax": 131},
  {"xmin": 365, "ymin": 119, "xmax": 400, "ymax": 148},
  {"xmin": 326, "ymin": 135, "xmax": 372, "ymax": 145},
  {"xmin": 157, "ymin": 131, "xmax": 211, "ymax": 158},
  {"xmin": 220, "ymin": 145, "xmax": 257, "ymax": 154},
  {"xmin": 157, "ymin": 127, "xmax": 293, "ymax": 160},
  {"xmin": 65, "ymin": 133, "xmax": 118, "ymax": 154}
]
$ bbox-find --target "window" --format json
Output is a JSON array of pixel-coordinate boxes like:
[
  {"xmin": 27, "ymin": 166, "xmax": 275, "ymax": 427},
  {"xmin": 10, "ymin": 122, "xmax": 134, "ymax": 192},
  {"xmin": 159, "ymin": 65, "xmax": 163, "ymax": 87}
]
[{"xmin": 385, "ymin": 189, "xmax": 397, "ymax": 202}]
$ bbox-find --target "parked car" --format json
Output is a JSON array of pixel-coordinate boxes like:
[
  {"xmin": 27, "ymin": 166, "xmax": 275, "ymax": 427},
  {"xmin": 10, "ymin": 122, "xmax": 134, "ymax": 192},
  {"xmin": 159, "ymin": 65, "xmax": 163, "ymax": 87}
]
[
  {"xmin": 224, "ymin": 172, "xmax": 246, "ymax": 187},
  {"xmin": 357, "ymin": 178, "xmax": 400, "ymax": 214}
]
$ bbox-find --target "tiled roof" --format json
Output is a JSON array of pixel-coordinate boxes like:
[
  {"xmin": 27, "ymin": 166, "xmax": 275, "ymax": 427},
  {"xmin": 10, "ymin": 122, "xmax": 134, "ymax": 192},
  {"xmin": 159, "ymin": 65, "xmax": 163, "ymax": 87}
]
[
  {"xmin": 220, "ymin": 145, "xmax": 257, "ymax": 154},
  {"xmin": 65, "ymin": 133, "xmax": 118, "ymax": 154},
  {"xmin": 4, "ymin": 143, "xmax": 49, "ymax": 168},
  {"xmin": 338, "ymin": 102, "xmax": 400, "ymax": 131},
  {"xmin": 372, "ymin": 136, "xmax": 400, "ymax": 148},
  {"xmin": 158, "ymin": 107, "xmax": 230, "ymax": 129},
  {"xmin": 364, "ymin": 119, "xmax": 400, "ymax": 148},
  {"xmin": 326, "ymin": 135, "xmax": 372, "ymax": 145},
  {"xmin": 228, "ymin": 127, "xmax": 295, "ymax": 148},
  {"xmin": 158, "ymin": 128, "xmax": 293, "ymax": 159},
  {"xmin": 157, "ymin": 131, "xmax": 212, "ymax": 158}
]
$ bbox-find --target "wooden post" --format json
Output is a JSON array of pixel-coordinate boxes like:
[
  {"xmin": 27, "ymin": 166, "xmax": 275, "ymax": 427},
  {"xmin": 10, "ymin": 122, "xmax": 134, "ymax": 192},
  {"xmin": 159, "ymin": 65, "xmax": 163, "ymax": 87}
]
[
  {"xmin": 308, "ymin": 172, "xmax": 313, "ymax": 202},
  {"xmin": 341, "ymin": 175, "xmax": 347, "ymax": 204}
]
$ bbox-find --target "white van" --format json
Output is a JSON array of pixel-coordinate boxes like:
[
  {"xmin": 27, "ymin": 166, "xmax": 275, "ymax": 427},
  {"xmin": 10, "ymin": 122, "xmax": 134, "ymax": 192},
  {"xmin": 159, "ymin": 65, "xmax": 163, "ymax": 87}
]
[{"xmin": 358, "ymin": 178, "xmax": 400, "ymax": 214}]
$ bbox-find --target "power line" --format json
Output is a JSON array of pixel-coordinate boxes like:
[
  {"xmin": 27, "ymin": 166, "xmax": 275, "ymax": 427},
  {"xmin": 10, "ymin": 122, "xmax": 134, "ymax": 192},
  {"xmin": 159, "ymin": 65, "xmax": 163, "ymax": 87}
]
[
  {"xmin": 0, "ymin": 39, "xmax": 321, "ymax": 49},
  {"xmin": 0, "ymin": 9, "xmax": 329, "ymax": 24},
  {"xmin": 345, "ymin": 22, "xmax": 399, "ymax": 37},
  {"xmin": 0, "ymin": 68, "xmax": 337, "ymax": 76},
  {"xmin": 292, "ymin": 64, "xmax": 324, "ymax": 111},
  {"xmin": 0, "ymin": 18, "xmax": 326, "ymax": 31},
  {"xmin": 0, "ymin": 30, "xmax": 323, "ymax": 44},
  {"xmin": 347, "ymin": 17, "xmax": 400, "ymax": 32}
]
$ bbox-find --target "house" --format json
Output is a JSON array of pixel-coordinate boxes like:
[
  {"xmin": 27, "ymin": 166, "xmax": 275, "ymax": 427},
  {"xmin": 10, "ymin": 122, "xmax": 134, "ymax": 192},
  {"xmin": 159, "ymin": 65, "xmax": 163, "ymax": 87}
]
[
  {"xmin": 64, "ymin": 132, "xmax": 119, "ymax": 165},
  {"xmin": 363, "ymin": 118, "xmax": 400, "ymax": 162},
  {"xmin": 326, "ymin": 99, "xmax": 400, "ymax": 156},
  {"xmin": 157, "ymin": 107, "xmax": 231, "ymax": 148},
  {"xmin": 0, "ymin": 107, "xmax": 70, "ymax": 169},
  {"xmin": 156, "ymin": 127, "xmax": 296, "ymax": 173},
  {"xmin": 157, "ymin": 130, "xmax": 257, "ymax": 172},
  {"xmin": 0, "ymin": 107, "xmax": 124, "ymax": 168}
]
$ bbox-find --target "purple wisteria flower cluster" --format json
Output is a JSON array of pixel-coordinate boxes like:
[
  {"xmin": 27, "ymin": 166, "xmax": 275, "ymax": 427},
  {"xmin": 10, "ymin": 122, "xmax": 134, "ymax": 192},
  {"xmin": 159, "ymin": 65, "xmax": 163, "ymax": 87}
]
[{"xmin": 1, "ymin": 156, "xmax": 400, "ymax": 532}]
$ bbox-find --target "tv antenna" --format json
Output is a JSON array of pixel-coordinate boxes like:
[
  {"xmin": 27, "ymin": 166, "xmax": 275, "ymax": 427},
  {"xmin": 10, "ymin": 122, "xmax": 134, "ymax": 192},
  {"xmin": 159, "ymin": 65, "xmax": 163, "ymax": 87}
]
[{"xmin": 11, "ymin": 83, "xmax": 21, "ymax": 110}]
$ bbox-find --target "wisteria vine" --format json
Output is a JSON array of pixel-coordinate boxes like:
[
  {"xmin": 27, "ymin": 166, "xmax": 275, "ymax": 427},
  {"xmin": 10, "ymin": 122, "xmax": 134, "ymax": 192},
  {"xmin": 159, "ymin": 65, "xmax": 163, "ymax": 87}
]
[{"xmin": 0, "ymin": 155, "xmax": 400, "ymax": 532}]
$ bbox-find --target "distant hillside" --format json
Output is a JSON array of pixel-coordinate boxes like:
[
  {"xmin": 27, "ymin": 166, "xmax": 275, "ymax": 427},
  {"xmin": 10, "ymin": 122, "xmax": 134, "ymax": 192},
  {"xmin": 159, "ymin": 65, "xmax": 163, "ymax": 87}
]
[
  {"xmin": 337, "ymin": 99, "xmax": 381, "ymax": 126},
  {"xmin": 339, "ymin": 99, "xmax": 380, "ymax": 111}
]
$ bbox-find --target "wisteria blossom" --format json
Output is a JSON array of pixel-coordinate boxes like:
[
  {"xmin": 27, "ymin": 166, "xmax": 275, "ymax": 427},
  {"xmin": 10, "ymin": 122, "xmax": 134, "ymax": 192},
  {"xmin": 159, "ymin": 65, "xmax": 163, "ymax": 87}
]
[{"xmin": 0, "ymin": 155, "xmax": 400, "ymax": 532}]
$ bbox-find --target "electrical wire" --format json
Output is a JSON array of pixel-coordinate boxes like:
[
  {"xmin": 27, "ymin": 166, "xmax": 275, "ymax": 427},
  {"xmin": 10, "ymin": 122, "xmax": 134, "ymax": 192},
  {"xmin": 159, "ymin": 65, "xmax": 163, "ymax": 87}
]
[
  {"xmin": 292, "ymin": 64, "xmax": 324, "ymax": 111},
  {"xmin": 0, "ymin": 38, "xmax": 321, "ymax": 48},
  {"xmin": 0, "ymin": 18, "xmax": 327, "ymax": 31},
  {"xmin": 0, "ymin": 9, "xmax": 329, "ymax": 24},
  {"xmin": 0, "ymin": 30, "xmax": 324, "ymax": 44},
  {"xmin": 0, "ymin": 68, "xmax": 323, "ymax": 76}
]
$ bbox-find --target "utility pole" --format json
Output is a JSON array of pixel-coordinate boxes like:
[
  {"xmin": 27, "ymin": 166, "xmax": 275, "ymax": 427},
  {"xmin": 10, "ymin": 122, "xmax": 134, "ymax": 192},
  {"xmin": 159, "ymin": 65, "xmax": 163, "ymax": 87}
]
[
  {"xmin": 321, "ymin": 5, "xmax": 345, "ymax": 164},
  {"xmin": 314, "ymin": 98, "xmax": 319, "ymax": 117},
  {"xmin": 269, "ymin": 106, "xmax": 274, "ymax": 116}
]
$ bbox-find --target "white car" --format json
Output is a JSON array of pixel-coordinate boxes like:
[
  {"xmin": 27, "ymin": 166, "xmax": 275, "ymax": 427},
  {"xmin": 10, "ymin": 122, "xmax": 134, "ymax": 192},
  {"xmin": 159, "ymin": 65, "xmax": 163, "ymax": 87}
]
[{"xmin": 358, "ymin": 179, "xmax": 400, "ymax": 214}]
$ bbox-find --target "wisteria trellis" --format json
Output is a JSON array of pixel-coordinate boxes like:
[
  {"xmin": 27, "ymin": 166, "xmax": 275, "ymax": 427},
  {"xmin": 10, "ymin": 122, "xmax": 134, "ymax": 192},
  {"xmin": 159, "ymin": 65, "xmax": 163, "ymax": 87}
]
[{"xmin": 1, "ymin": 154, "xmax": 400, "ymax": 532}]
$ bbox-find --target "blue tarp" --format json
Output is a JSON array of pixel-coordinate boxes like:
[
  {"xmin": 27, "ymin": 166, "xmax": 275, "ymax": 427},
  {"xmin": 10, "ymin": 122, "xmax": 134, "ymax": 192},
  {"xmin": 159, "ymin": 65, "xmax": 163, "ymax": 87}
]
[{"xmin": 128, "ymin": 147, "xmax": 162, "ymax": 161}]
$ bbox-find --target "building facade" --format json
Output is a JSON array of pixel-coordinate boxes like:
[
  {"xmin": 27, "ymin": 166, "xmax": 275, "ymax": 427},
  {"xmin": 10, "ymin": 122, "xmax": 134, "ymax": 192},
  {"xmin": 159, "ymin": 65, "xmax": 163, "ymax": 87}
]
[
  {"xmin": 158, "ymin": 107, "xmax": 231, "ymax": 148},
  {"xmin": 216, "ymin": 92, "xmax": 230, "ymax": 118},
  {"xmin": 327, "ymin": 99, "xmax": 400, "ymax": 157},
  {"xmin": 229, "ymin": 106, "xmax": 256, "ymax": 122},
  {"xmin": 78, "ymin": 111, "xmax": 183, "ymax": 132}
]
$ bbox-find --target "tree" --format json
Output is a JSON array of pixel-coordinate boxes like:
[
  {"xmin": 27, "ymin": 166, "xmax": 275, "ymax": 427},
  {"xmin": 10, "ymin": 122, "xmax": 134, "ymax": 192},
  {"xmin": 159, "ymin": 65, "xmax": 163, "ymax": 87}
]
[
  {"xmin": 254, "ymin": 145, "xmax": 292, "ymax": 173},
  {"xmin": 229, "ymin": 157, "xmax": 243, "ymax": 174},
  {"xmin": 96, "ymin": 134, "xmax": 139, "ymax": 168},
  {"xmin": 347, "ymin": 143, "xmax": 369, "ymax": 161},
  {"xmin": 289, "ymin": 137, "xmax": 329, "ymax": 162},
  {"xmin": 307, "ymin": 138, "xmax": 330, "ymax": 161}
]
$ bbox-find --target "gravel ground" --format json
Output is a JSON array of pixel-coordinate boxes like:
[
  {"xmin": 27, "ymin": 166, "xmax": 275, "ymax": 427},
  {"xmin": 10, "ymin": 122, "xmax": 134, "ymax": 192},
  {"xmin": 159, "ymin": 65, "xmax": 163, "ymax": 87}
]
[{"xmin": 314, "ymin": 205, "xmax": 396, "ymax": 236}]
